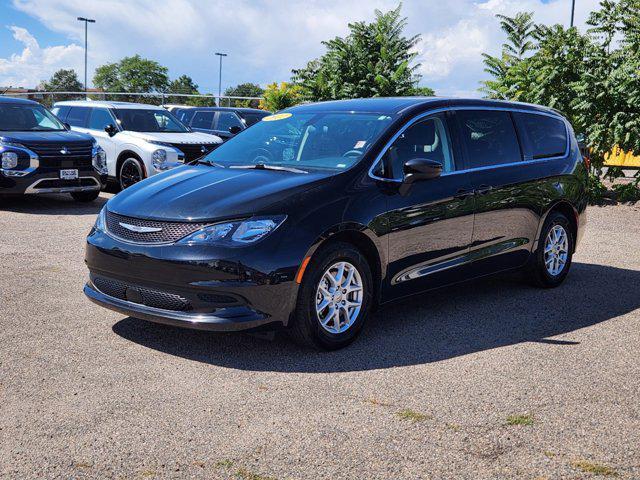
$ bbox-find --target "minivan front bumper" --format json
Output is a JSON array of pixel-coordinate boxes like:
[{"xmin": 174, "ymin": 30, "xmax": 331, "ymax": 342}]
[
  {"xmin": 84, "ymin": 226, "xmax": 304, "ymax": 332},
  {"xmin": 84, "ymin": 282, "xmax": 272, "ymax": 331}
]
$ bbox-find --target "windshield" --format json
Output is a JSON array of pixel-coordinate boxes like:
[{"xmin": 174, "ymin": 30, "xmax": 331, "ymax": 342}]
[
  {"xmin": 0, "ymin": 103, "xmax": 66, "ymax": 132},
  {"xmin": 203, "ymin": 112, "xmax": 393, "ymax": 171},
  {"xmin": 114, "ymin": 108, "xmax": 189, "ymax": 133}
]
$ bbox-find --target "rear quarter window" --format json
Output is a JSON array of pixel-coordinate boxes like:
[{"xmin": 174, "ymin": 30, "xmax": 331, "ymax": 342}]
[{"xmin": 514, "ymin": 112, "xmax": 568, "ymax": 159}]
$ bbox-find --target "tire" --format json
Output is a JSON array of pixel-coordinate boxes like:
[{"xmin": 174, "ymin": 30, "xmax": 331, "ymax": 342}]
[
  {"xmin": 70, "ymin": 190, "xmax": 100, "ymax": 202},
  {"xmin": 289, "ymin": 242, "xmax": 373, "ymax": 350},
  {"xmin": 119, "ymin": 157, "xmax": 144, "ymax": 190},
  {"xmin": 528, "ymin": 211, "xmax": 574, "ymax": 288}
]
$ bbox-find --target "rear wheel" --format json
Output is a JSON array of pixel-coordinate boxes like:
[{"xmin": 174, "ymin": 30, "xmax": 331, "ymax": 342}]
[
  {"xmin": 289, "ymin": 242, "xmax": 373, "ymax": 350},
  {"xmin": 70, "ymin": 190, "xmax": 100, "ymax": 202},
  {"xmin": 528, "ymin": 211, "xmax": 574, "ymax": 288},
  {"xmin": 119, "ymin": 158, "xmax": 144, "ymax": 190}
]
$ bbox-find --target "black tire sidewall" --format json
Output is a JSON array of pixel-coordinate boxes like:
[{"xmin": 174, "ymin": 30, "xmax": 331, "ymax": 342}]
[
  {"xmin": 533, "ymin": 212, "xmax": 574, "ymax": 287},
  {"xmin": 119, "ymin": 158, "xmax": 144, "ymax": 190},
  {"xmin": 294, "ymin": 243, "xmax": 373, "ymax": 350}
]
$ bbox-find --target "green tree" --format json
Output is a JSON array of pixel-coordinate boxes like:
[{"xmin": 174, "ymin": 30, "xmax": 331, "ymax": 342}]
[
  {"xmin": 293, "ymin": 5, "xmax": 431, "ymax": 100},
  {"xmin": 167, "ymin": 75, "xmax": 199, "ymax": 104},
  {"xmin": 481, "ymin": 1, "xmax": 640, "ymax": 202},
  {"xmin": 93, "ymin": 55, "xmax": 169, "ymax": 103},
  {"xmin": 40, "ymin": 69, "xmax": 84, "ymax": 104},
  {"xmin": 259, "ymin": 82, "xmax": 303, "ymax": 112},
  {"xmin": 224, "ymin": 83, "xmax": 264, "ymax": 108}
]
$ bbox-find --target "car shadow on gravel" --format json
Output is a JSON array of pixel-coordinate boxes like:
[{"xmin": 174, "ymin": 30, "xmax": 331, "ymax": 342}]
[
  {"xmin": 0, "ymin": 192, "xmax": 109, "ymax": 215},
  {"xmin": 112, "ymin": 262, "xmax": 640, "ymax": 372}
]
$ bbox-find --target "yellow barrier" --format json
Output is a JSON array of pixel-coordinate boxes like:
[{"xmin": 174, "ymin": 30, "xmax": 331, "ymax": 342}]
[{"xmin": 605, "ymin": 146, "xmax": 640, "ymax": 168}]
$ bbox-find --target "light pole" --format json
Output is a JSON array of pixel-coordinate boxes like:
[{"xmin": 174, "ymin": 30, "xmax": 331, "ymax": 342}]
[
  {"xmin": 570, "ymin": 0, "xmax": 575, "ymax": 27},
  {"xmin": 215, "ymin": 52, "xmax": 227, "ymax": 106},
  {"xmin": 77, "ymin": 17, "xmax": 96, "ymax": 97}
]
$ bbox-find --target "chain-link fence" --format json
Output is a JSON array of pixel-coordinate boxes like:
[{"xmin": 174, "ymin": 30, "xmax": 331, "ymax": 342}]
[{"xmin": 3, "ymin": 91, "xmax": 264, "ymax": 109}]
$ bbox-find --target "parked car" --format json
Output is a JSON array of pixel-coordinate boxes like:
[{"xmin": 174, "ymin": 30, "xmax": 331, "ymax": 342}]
[
  {"xmin": 84, "ymin": 97, "xmax": 588, "ymax": 350},
  {"xmin": 0, "ymin": 96, "xmax": 107, "ymax": 202},
  {"xmin": 52, "ymin": 101, "xmax": 222, "ymax": 190},
  {"xmin": 177, "ymin": 107, "xmax": 271, "ymax": 141}
]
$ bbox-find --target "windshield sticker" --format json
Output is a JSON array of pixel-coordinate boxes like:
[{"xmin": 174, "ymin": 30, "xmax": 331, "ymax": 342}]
[
  {"xmin": 354, "ymin": 140, "xmax": 366, "ymax": 149},
  {"xmin": 262, "ymin": 112, "xmax": 292, "ymax": 122}
]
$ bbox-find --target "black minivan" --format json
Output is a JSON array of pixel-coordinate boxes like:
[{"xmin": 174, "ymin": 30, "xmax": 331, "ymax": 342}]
[
  {"xmin": 84, "ymin": 97, "xmax": 588, "ymax": 350},
  {"xmin": 0, "ymin": 96, "xmax": 107, "ymax": 201}
]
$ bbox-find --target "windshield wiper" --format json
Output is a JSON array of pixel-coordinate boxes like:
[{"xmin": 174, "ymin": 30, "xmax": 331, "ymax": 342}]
[
  {"xmin": 193, "ymin": 158, "xmax": 224, "ymax": 168},
  {"xmin": 229, "ymin": 163, "xmax": 307, "ymax": 174}
]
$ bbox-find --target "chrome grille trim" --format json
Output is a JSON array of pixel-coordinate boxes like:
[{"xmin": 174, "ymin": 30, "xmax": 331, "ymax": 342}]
[{"xmin": 105, "ymin": 210, "xmax": 208, "ymax": 244}]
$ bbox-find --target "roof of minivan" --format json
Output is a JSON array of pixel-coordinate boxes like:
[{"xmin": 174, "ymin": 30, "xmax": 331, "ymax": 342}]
[
  {"xmin": 0, "ymin": 96, "xmax": 39, "ymax": 105},
  {"xmin": 53, "ymin": 100, "xmax": 165, "ymax": 110},
  {"xmin": 183, "ymin": 106, "xmax": 266, "ymax": 113},
  {"xmin": 287, "ymin": 97, "xmax": 560, "ymax": 116}
]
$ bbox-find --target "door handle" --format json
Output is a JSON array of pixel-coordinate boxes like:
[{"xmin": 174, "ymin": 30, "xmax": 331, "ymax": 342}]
[
  {"xmin": 475, "ymin": 185, "xmax": 493, "ymax": 195},
  {"xmin": 454, "ymin": 188, "xmax": 475, "ymax": 199}
]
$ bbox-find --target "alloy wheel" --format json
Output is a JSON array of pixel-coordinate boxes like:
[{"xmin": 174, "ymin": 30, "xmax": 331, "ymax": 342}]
[
  {"xmin": 120, "ymin": 159, "xmax": 143, "ymax": 189},
  {"xmin": 544, "ymin": 224, "xmax": 569, "ymax": 276},
  {"xmin": 315, "ymin": 261, "xmax": 363, "ymax": 334}
]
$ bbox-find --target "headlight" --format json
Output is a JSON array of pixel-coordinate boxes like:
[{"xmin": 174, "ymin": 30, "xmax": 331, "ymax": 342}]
[
  {"xmin": 93, "ymin": 206, "xmax": 107, "ymax": 232},
  {"xmin": 178, "ymin": 215, "xmax": 286, "ymax": 246},
  {"xmin": 92, "ymin": 145, "xmax": 108, "ymax": 174},
  {"xmin": 1, "ymin": 151, "xmax": 18, "ymax": 169},
  {"xmin": 152, "ymin": 149, "xmax": 168, "ymax": 170}
]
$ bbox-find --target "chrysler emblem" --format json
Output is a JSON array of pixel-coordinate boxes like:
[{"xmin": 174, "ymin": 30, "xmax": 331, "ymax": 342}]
[
  {"xmin": 119, "ymin": 222, "xmax": 162, "ymax": 233},
  {"xmin": 60, "ymin": 146, "xmax": 70, "ymax": 154}
]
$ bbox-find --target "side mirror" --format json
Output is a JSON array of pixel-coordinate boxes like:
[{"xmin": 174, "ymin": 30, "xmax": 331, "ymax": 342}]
[
  {"xmin": 399, "ymin": 158, "xmax": 442, "ymax": 195},
  {"xmin": 104, "ymin": 124, "xmax": 117, "ymax": 137},
  {"xmin": 228, "ymin": 125, "xmax": 242, "ymax": 135}
]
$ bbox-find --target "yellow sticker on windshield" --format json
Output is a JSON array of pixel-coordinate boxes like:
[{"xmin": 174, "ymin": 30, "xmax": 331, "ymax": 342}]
[{"xmin": 262, "ymin": 112, "xmax": 292, "ymax": 122}]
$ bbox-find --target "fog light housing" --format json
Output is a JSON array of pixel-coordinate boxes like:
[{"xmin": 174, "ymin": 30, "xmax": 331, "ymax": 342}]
[
  {"xmin": 1, "ymin": 151, "xmax": 18, "ymax": 169},
  {"xmin": 152, "ymin": 149, "xmax": 168, "ymax": 170}
]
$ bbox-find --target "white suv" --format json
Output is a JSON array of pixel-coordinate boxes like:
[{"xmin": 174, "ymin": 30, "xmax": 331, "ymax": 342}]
[{"xmin": 52, "ymin": 101, "xmax": 222, "ymax": 189}]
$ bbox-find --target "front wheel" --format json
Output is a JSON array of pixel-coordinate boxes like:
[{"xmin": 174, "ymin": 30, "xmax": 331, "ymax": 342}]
[
  {"xmin": 289, "ymin": 242, "xmax": 373, "ymax": 350},
  {"xmin": 70, "ymin": 190, "xmax": 100, "ymax": 202},
  {"xmin": 119, "ymin": 158, "xmax": 144, "ymax": 190},
  {"xmin": 528, "ymin": 211, "xmax": 574, "ymax": 288}
]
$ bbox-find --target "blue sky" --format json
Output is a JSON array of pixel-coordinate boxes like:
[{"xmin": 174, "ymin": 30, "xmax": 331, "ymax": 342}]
[{"xmin": 0, "ymin": 0, "xmax": 599, "ymax": 97}]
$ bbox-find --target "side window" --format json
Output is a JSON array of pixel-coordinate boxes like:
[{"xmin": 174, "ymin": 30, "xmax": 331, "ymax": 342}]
[
  {"xmin": 88, "ymin": 108, "xmax": 115, "ymax": 130},
  {"xmin": 191, "ymin": 111, "xmax": 215, "ymax": 129},
  {"xmin": 514, "ymin": 112, "xmax": 567, "ymax": 159},
  {"xmin": 456, "ymin": 110, "xmax": 521, "ymax": 168},
  {"xmin": 378, "ymin": 115, "xmax": 454, "ymax": 179},
  {"xmin": 66, "ymin": 106, "xmax": 90, "ymax": 128},
  {"xmin": 215, "ymin": 112, "xmax": 243, "ymax": 132},
  {"xmin": 51, "ymin": 105, "xmax": 69, "ymax": 120}
]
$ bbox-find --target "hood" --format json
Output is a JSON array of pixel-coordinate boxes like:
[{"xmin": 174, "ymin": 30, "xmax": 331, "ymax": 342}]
[
  {"xmin": 1, "ymin": 130, "xmax": 94, "ymax": 144},
  {"xmin": 107, "ymin": 164, "xmax": 335, "ymax": 221},
  {"xmin": 123, "ymin": 131, "xmax": 222, "ymax": 144}
]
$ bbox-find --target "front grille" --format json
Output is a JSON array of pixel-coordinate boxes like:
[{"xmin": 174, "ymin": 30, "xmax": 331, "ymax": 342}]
[
  {"xmin": 22, "ymin": 141, "xmax": 93, "ymax": 168},
  {"xmin": 93, "ymin": 276, "xmax": 192, "ymax": 311},
  {"xmin": 35, "ymin": 178, "xmax": 97, "ymax": 189},
  {"xmin": 169, "ymin": 143, "xmax": 218, "ymax": 162},
  {"xmin": 106, "ymin": 210, "xmax": 208, "ymax": 244}
]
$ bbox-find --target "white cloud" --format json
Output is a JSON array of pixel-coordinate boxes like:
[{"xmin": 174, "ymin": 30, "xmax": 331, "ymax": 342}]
[
  {"xmin": 0, "ymin": 0, "xmax": 609, "ymax": 96},
  {"xmin": 0, "ymin": 26, "xmax": 83, "ymax": 87}
]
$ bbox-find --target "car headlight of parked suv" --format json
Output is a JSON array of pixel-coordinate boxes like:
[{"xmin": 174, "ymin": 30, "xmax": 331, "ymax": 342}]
[
  {"xmin": 152, "ymin": 149, "xmax": 168, "ymax": 170},
  {"xmin": 91, "ymin": 144, "xmax": 108, "ymax": 175},
  {"xmin": 178, "ymin": 216, "xmax": 287, "ymax": 246}
]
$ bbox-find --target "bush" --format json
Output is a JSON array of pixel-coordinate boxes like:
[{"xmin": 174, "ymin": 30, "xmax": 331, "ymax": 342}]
[{"xmin": 587, "ymin": 173, "xmax": 608, "ymax": 204}]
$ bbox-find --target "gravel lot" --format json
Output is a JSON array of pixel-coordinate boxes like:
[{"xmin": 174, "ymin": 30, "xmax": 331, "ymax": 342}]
[{"xmin": 1, "ymin": 193, "xmax": 639, "ymax": 479}]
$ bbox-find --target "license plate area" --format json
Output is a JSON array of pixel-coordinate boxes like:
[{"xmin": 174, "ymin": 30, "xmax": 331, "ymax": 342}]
[{"xmin": 60, "ymin": 169, "xmax": 78, "ymax": 180}]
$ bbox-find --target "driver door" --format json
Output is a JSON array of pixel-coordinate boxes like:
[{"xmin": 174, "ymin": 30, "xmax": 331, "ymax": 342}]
[{"xmin": 380, "ymin": 112, "xmax": 476, "ymax": 300}]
